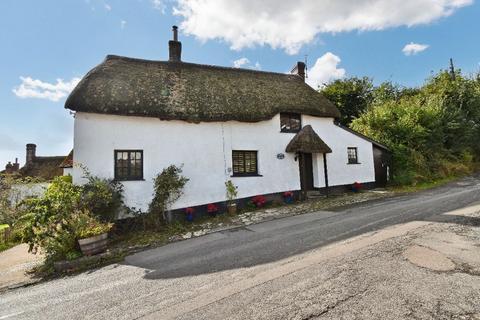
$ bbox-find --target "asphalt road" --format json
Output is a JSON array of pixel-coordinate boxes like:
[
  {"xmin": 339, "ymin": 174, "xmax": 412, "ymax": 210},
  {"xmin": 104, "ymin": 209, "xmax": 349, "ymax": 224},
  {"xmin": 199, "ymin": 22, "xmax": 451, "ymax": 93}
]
[
  {"xmin": 1, "ymin": 176, "xmax": 480, "ymax": 320},
  {"xmin": 128, "ymin": 175, "xmax": 480, "ymax": 279}
]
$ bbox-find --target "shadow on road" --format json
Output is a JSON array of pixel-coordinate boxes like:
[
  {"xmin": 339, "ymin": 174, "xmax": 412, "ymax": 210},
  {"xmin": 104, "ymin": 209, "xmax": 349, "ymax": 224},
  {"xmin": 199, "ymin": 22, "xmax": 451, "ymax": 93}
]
[{"xmin": 123, "ymin": 177, "xmax": 480, "ymax": 280}]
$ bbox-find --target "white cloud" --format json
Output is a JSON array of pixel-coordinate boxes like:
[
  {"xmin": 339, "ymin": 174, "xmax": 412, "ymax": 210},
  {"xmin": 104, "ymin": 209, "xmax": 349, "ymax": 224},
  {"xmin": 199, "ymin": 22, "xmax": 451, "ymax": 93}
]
[
  {"xmin": 233, "ymin": 57, "xmax": 249, "ymax": 68},
  {"xmin": 306, "ymin": 52, "xmax": 346, "ymax": 89},
  {"xmin": 121, "ymin": 20, "xmax": 127, "ymax": 29},
  {"xmin": 104, "ymin": 3, "xmax": 112, "ymax": 11},
  {"xmin": 402, "ymin": 42, "xmax": 430, "ymax": 56},
  {"xmin": 173, "ymin": 0, "xmax": 471, "ymax": 54},
  {"xmin": 151, "ymin": 0, "xmax": 166, "ymax": 13},
  {"xmin": 232, "ymin": 57, "xmax": 261, "ymax": 70},
  {"xmin": 12, "ymin": 77, "xmax": 80, "ymax": 102}
]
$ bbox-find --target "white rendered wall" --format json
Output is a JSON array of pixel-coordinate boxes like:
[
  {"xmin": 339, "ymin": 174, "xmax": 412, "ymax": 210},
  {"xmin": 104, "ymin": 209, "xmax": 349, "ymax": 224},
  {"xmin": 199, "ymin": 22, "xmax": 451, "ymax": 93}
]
[
  {"xmin": 73, "ymin": 112, "xmax": 375, "ymax": 212},
  {"xmin": 304, "ymin": 115, "xmax": 376, "ymax": 188},
  {"xmin": 63, "ymin": 167, "xmax": 73, "ymax": 176}
]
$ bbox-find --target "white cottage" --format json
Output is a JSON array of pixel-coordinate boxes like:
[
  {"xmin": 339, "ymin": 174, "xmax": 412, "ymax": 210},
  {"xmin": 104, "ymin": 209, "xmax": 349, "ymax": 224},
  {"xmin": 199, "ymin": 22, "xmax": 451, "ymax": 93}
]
[{"xmin": 65, "ymin": 26, "xmax": 389, "ymax": 215}]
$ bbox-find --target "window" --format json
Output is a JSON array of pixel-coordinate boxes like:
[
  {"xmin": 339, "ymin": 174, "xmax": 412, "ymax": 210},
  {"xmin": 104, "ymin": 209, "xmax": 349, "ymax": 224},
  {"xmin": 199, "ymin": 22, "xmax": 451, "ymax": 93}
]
[
  {"xmin": 232, "ymin": 150, "xmax": 258, "ymax": 176},
  {"xmin": 114, "ymin": 150, "xmax": 143, "ymax": 180},
  {"xmin": 280, "ymin": 113, "xmax": 301, "ymax": 133},
  {"xmin": 347, "ymin": 147, "xmax": 359, "ymax": 164}
]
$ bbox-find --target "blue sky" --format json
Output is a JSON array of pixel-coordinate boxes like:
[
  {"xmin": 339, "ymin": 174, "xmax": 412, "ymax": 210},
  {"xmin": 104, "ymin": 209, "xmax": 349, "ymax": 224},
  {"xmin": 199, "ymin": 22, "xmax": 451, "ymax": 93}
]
[{"xmin": 1, "ymin": 0, "xmax": 479, "ymax": 167}]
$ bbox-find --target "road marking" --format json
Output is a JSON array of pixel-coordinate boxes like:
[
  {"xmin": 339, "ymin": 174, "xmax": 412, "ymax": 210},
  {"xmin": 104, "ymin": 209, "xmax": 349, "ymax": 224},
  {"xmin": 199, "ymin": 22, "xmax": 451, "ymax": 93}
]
[{"xmin": 0, "ymin": 312, "xmax": 25, "ymax": 319}]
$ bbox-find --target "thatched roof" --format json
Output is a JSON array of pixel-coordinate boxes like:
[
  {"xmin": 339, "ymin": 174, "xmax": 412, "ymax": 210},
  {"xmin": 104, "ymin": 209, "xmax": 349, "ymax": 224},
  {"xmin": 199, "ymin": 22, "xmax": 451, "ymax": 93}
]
[
  {"xmin": 19, "ymin": 156, "xmax": 65, "ymax": 180},
  {"xmin": 65, "ymin": 55, "xmax": 340, "ymax": 122},
  {"xmin": 285, "ymin": 125, "xmax": 332, "ymax": 154}
]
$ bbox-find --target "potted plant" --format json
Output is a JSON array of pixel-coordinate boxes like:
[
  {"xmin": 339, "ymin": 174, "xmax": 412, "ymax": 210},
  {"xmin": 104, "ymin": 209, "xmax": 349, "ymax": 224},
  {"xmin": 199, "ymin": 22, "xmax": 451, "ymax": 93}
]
[
  {"xmin": 185, "ymin": 207, "xmax": 195, "ymax": 222},
  {"xmin": 207, "ymin": 203, "xmax": 219, "ymax": 217},
  {"xmin": 352, "ymin": 182, "xmax": 363, "ymax": 192},
  {"xmin": 75, "ymin": 211, "xmax": 113, "ymax": 256},
  {"xmin": 251, "ymin": 195, "xmax": 267, "ymax": 208},
  {"xmin": 283, "ymin": 191, "xmax": 294, "ymax": 204},
  {"xmin": 225, "ymin": 180, "xmax": 238, "ymax": 214}
]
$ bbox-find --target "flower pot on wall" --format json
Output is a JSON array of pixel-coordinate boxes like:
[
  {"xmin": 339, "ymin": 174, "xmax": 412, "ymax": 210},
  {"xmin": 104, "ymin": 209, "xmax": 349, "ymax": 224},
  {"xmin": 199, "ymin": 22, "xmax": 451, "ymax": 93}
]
[{"xmin": 78, "ymin": 233, "xmax": 108, "ymax": 256}]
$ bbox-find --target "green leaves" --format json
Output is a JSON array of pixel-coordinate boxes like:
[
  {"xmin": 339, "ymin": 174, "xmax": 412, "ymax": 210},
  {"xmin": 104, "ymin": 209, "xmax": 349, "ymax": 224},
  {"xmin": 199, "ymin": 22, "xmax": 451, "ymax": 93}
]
[
  {"xmin": 149, "ymin": 165, "xmax": 189, "ymax": 223},
  {"xmin": 350, "ymin": 70, "xmax": 480, "ymax": 185}
]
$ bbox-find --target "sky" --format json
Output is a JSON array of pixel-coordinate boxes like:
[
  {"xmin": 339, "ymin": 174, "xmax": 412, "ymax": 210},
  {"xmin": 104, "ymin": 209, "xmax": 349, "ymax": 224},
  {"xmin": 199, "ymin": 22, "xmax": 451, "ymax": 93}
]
[{"xmin": 1, "ymin": 0, "xmax": 480, "ymax": 168}]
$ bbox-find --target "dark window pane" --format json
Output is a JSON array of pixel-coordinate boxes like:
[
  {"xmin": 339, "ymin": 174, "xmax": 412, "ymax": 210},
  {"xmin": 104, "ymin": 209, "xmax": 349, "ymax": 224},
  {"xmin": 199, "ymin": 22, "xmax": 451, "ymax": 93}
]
[
  {"xmin": 232, "ymin": 151, "xmax": 258, "ymax": 175},
  {"xmin": 115, "ymin": 150, "xmax": 143, "ymax": 180},
  {"xmin": 280, "ymin": 113, "xmax": 301, "ymax": 133},
  {"xmin": 348, "ymin": 147, "xmax": 358, "ymax": 164}
]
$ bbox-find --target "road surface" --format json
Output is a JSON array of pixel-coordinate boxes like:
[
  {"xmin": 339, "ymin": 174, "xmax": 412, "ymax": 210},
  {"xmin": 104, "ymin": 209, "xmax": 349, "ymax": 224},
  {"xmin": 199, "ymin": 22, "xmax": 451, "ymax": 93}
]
[{"xmin": 1, "ymin": 176, "xmax": 480, "ymax": 319}]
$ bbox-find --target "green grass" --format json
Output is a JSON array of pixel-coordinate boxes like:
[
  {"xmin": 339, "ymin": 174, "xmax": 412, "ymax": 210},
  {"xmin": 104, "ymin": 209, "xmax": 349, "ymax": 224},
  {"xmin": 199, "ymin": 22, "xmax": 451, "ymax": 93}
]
[
  {"xmin": 0, "ymin": 224, "xmax": 9, "ymax": 231},
  {"xmin": 388, "ymin": 175, "xmax": 460, "ymax": 193}
]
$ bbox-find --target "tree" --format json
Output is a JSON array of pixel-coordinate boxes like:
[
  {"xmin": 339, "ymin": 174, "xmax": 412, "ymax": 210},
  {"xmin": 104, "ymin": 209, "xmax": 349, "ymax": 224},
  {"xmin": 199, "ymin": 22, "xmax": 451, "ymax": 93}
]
[{"xmin": 320, "ymin": 77, "xmax": 374, "ymax": 125}]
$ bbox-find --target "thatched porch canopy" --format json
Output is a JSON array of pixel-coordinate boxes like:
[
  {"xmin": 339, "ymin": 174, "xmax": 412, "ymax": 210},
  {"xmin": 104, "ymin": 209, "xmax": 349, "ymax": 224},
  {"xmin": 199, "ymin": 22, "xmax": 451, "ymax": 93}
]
[{"xmin": 285, "ymin": 125, "xmax": 332, "ymax": 154}]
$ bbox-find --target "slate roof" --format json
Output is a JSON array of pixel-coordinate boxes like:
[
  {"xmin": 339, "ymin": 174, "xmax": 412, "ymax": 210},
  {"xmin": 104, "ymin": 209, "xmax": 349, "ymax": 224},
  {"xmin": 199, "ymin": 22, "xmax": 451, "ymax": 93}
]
[
  {"xmin": 285, "ymin": 125, "xmax": 332, "ymax": 154},
  {"xmin": 65, "ymin": 55, "xmax": 340, "ymax": 122}
]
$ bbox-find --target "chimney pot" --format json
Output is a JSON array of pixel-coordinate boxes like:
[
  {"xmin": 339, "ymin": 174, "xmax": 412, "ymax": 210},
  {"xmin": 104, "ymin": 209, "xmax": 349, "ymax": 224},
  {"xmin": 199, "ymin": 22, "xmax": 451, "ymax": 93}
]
[
  {"xmin": 172, "ymin": 25, "xmax": 178, "ymax": 41},
  {"xmin": 291, "ymin": 61, "xmax": 306, "ymax": 81},
  {"xmin": 26, "ymin": 143, "xmax": 36, "ymax": 164},
  {"xmin": 169, "ymin": 25, "xmax": 182, "ymax": 62}
]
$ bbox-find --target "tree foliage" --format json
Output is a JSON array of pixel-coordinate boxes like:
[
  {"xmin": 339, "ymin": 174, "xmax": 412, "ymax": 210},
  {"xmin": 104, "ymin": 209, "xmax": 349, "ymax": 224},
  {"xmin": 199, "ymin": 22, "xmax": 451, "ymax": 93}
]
[
  {"xmin": 348, "ymin": 70, "xmax": 480, "ymax": 185},
  {"xmin": 321, "ymin": 77, "xmax": 374, "ymax": 125}
]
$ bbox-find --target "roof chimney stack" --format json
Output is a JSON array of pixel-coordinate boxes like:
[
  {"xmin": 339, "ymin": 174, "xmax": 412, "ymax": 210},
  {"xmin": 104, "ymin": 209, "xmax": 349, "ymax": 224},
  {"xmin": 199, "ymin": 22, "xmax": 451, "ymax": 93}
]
[
  {"xmin": 26, "ymin": 143, "xmax": 36, "ymax": 164},
  {"xmin": 169, "ymin": 25, "xmax": 182, "ymax": 62},
  {"xmin": 291, "ymin": 61, "xmax": 306, "ymax": 81}
]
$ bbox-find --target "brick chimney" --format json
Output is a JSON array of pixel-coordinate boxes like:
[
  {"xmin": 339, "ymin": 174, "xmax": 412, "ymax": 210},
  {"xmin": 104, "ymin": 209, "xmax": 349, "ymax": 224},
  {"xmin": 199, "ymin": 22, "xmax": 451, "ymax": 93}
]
[
  {"xmin": 12, "ymin": 158, "xmax": 19, "ymax": 171},
  {"xmin": 291, "ymin": 62, "xmax": 306, "ymax": 81},
  {"xmin": 26, "ymin": 143, "xmax": 36, "ymax": 164},
  {"xmin": 169, "ymin": 25, "xmax": 182, "ymax": 62}
]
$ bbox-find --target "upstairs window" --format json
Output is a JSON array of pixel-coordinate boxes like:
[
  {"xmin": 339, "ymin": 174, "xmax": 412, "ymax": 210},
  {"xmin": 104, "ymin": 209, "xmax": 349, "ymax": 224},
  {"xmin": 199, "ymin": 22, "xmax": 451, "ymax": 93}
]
[
  {"xmin": 232, "ymin": 150, "xmax": 258, "ymax": 176},
  {"xmin": 115, "ymin": 150, "xmax": 143, "ymax": 180},
  {"xmin": 347, "ymin": 147, "xmax": 359, "ymax": 164},
  {"xmin": 280, "ymin": 113, "xmax": 301, "ymax": 133}
]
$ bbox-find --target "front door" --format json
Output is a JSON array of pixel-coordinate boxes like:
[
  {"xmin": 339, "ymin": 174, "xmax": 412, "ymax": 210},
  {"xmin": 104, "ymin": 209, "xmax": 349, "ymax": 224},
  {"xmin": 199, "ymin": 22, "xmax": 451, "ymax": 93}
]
[{"xmin": 299, "ymin": 153, "xmax": 314, "ymax": 191}]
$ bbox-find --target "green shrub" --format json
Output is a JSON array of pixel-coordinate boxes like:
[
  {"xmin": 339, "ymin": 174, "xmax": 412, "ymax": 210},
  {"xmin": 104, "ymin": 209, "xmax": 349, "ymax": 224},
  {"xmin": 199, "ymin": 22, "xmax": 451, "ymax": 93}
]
[
  {"xmin": 149, "ymin": 165, "xmax": 189, "ymax": 225},
  {"xmin": 225, "ymin": 180, "xmax": 238, "ymax": 204},
  {"xmin": 21, "ymin": 173, "xmax": 119, "ymax": 263},
  {"xmin": 72, "ymin": 210, "xmax": 113, "ymax": 239},
  {"xmin": 21, "ymin": 177, "xmax": 82, "ymax": 261},
  {"xmin": 81, "ymin": 167, "xmax": 124, "ymax": 222}
]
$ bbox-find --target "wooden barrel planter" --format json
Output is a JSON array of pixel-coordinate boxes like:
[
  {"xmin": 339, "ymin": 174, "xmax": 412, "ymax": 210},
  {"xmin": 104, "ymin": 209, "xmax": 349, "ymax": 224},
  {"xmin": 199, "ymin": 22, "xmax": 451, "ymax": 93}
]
[{"xmin": 78, "ymin": 233, "xmax": 108, "ymax": 256}]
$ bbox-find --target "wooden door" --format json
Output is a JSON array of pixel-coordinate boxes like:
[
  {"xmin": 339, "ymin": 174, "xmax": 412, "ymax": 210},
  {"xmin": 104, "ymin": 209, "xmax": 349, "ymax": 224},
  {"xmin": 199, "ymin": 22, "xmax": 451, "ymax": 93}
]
[{"xmin": 299, "ymin": 153, "xmax": 314, "ymax": 191}]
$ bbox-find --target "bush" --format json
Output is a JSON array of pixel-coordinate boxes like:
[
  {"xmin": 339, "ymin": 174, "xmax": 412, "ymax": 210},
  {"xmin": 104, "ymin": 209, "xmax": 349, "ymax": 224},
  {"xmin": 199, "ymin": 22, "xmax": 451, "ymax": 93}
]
[
  {"xmin": 81, "ymin": 169, "xmax": 124, "ymax": 222},
  {"xmin": 21, "ymin": 177, "xmax": 82, "ymax": 261},
  {"xmin": 21, "ymin": 172, "xmax": 121, "ymax": 263},
  {"xmin": 72, "ymin": 210, "xmax": 113, "ymax": 239},
  {"xmin": 149, "ymin": 165, "xmax": 189, "ymax": 225}
]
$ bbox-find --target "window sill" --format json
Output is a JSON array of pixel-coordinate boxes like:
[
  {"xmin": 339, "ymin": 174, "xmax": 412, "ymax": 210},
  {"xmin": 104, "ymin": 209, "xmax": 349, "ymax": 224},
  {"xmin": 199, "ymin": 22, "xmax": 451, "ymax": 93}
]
[
  {"xmin": 347, "ymin": 163, "xmax": 361, "ymax": 165},
  {"xmin": 114, "ymin": 178, "xmax": 145, "ymax": 182},
  {"xmin": 230, "ymin": 174, "xmax": 263, "ymax": 177}
]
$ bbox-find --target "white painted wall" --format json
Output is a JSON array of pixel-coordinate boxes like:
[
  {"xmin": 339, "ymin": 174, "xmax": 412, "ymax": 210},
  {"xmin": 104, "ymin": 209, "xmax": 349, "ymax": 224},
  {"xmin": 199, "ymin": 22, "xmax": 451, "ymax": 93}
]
[
  {"xmin": 303, "ymin": 116, "xmax": 376, "ymax": 188},
  {"xmin": 63, "ymin": 167, "xmax": 73, "ymax": 176},
  {"xmin": 72, "ymin": 112, "xmax": 375, "ymax": 213},
  {"xmin": 9, "ymin": 183, "xmax": 49, "ymax": 206}
]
